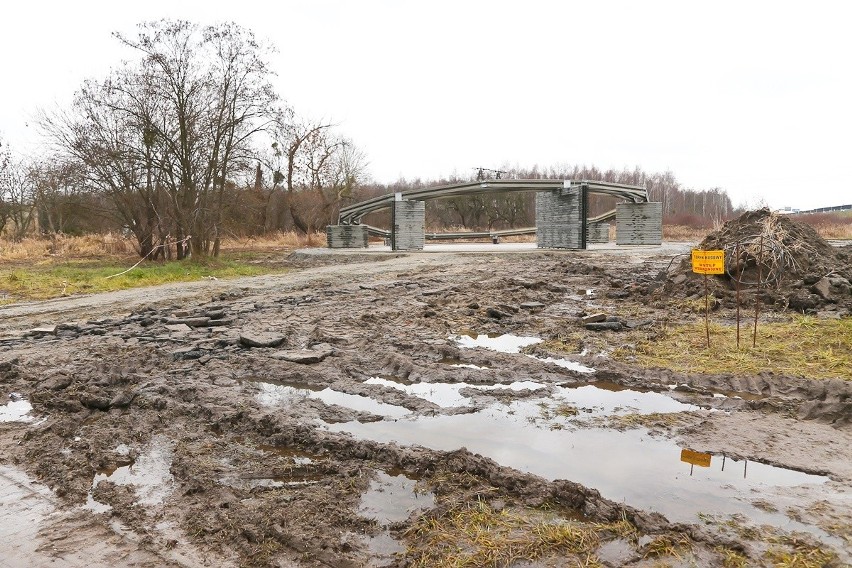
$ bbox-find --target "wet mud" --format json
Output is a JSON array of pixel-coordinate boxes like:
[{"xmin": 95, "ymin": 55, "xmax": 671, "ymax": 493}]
[{"xmin": 1, "ymin": 245, "xmax": 850, "ymax": 566}]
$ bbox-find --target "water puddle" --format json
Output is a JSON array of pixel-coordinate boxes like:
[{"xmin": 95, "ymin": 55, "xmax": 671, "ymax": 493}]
[
  {"xmin": 532, "ymin": 356, "xmax": 595, "ymax": 374},
  {"xmin": 361, "ymin": 531, "xmax": 405, "ymax": 568},
  {"xmin": 254, "ymin": 382, "xmax": 409, "ymax": 419},
  {"xmin": 556, "ymin": 384, "xmax": 699, "ymax": 416},
  {"xmin": 452, "ymin": 333, "xmax": 594, "ymax": 374},
  {"xmin": 438, "ymin": 357, "xmax": 489, "ymax": 370},
  {"xmin": 365, "ymin": 377, "xmax": 547, "ymax": 408},
  {"xmin": 0, "ymin": 465, "xmax": 56, "ymax": 563},
  {"xmin": 358, "ymin": 470, "xmax": 435, "ymax": 525},
  {"xmin": 330, "ymin": 399, "xmax": 831, "ymax": 541},
  {"xmin": 452, "ymin": 332, "xmax": 542, "ymax": 353},
  {"xmin": 356, "ymin": 470, "xmax": 428, "ymax": 567},
  {"xmin": 85, "ymin": 436, "xmax": 175, "ymax": 512},
  {"xmin": 256, "ymin": 445, "xmax": 320, "ymax": 465},
  {"xmin": 366, "ymin": 377, "xmax": 472, "ymax": 407},
  {"xmin": 1, "ymin": 394, "xmax": 34, "ymax": 422}
]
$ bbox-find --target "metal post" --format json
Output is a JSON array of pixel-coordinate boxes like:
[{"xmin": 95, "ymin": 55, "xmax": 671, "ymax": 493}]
[
  {"xmin": 704, "ymin": 273, "xmax": 710, "ymax": 348},
  {"xmin": 753, "ymin": 236, "xmax": 764, "ymax": 348},
  {"xmin": 735, "ymin": 242, "xmax": 741, "ymax": 348}
]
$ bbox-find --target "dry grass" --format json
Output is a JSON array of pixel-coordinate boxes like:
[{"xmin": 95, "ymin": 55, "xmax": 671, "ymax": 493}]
[
  {"xmin": 791, "ymin": 211, "xmax": 852, "ymax": 240},
  {"xmin": 629, "ymin": 316, "xmax": 852, "ymax": 380},
  {"xmin": 405, "ymin": 500, "xmax": 638, "ymax": 567},
  {"xmin": 663, "ymin": 218, "xmax": 851, "ymax": 242},
  {"xmin": 663, "ymin": 225, "xmax": 706, "ymax": 241},
  {"xmin": 0, "ymin": 231, "xmax": 325, "ymax": 263}
]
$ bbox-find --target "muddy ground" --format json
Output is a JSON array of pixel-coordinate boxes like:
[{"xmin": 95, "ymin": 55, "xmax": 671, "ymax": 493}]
[{"xmin": 1, "ymin": 243, "xmax": 850, "ymax": 567}]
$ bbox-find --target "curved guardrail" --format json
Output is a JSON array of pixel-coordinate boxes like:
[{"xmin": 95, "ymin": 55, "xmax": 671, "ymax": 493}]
[{"xmin": 338, "ymin": 179, "xmax": 647, "ymax": 225}]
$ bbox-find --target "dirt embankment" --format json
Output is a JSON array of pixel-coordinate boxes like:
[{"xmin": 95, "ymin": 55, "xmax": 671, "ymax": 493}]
[
  {"xmin": 658, "ymin": 208, "xmax": 852, "ymax": 315},
  {"xmin": 1, "ymin": 243, "xmax": 850, "ymax": 567}
]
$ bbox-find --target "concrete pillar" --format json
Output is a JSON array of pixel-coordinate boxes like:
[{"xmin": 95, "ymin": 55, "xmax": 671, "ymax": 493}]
[
  {"xmin": 586, "ymin": 222, "xmax": 610, "ymax": 243},
  {"xmin": 535, "ymin": 186, "xmax": 587, "ymax": 249},
  {"xmin": 392, "ymin": 200, "xmax": 425, "ymax": 251},
  {"xmin": 616, "ymin": 202, "xmax": 663, "ymax": 245},
  {"xmin": 326, "ymin": 225, "xmax": 369, "ymax": 248}
]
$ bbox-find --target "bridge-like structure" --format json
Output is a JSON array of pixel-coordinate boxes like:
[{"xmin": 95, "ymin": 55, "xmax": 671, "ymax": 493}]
[{"xmin": 327, "ymin": 179, "xmax": 662, "ymax": 250}]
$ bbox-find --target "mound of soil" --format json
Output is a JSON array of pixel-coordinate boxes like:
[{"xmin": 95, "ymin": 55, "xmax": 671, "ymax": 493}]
[{"xmin": 658, "ymin": 208, "xmax": 852, "ymax": 314}]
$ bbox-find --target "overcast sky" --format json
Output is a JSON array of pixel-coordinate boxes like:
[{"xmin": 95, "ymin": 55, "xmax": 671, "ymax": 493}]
[{"xmin": 1, "ymin": 1, "xmax": 850, "ymax": 210}]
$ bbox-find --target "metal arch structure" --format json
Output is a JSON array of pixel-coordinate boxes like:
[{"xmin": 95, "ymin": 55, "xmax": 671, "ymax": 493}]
[
  {"xmin": 337, "ymin": 179, "xmax": 648, "ymax": 228},
  {"xmin": 326, "ymin": 178, "xmax": 660, "ymax": 249}
]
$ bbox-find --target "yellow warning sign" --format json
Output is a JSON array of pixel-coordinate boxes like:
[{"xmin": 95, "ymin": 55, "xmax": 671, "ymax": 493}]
[
  {"xmin": 680, "ymin": 449, "xmax": 712, "ymax": 467},
  {"xmin": 691, "ymin": 250, "xmax": 725, "ymax": 275}
]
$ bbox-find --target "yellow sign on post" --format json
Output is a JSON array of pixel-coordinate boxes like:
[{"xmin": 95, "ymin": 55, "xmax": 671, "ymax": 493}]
[
  {"xmin": 691, "ymin": 250, "xmax": 725, "ymax": 275},
  {"xmin": 680, "ymin": 449, "xmax": 712, "ymax": 468}
]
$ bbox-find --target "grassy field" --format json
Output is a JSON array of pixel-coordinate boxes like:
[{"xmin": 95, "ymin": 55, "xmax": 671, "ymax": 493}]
[
  {"xmin": 627, "ymin": 316, "xmax": 852, "ymax": 380},
  {"xmin": 0, "ymin": 232, "xmax": 322, "ymax": 303}
]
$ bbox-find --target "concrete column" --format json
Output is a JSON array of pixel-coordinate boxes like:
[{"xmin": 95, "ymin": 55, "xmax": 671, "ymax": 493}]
[
  {"xmin": 586, "ymin": 222, "xmax": 610, "ymax": 243},
  {"xmin": 326, "ymin": 225, "xmax": 369, "ymax": 248},
  {"xmin": 392, "ymin": 200, "xmax": 425, "ymax": 251},
  {"xmin": 616, "ymin": 202, "xmax": 663, "ymax": 245},
  {"xmin": 535, "ymin": 186, "xmax": 587, "ymax": 249}
]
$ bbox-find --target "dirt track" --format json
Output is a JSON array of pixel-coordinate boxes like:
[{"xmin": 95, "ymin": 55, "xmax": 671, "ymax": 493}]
[{"xmin": 1, "ymin": 244, "xmax": 850, "ymax": 567}]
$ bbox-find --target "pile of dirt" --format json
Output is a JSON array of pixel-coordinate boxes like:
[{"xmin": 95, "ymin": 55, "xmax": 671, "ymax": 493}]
[{"xmin": 657, "ymin": 208, "xmax": 852, "ymax": 314}]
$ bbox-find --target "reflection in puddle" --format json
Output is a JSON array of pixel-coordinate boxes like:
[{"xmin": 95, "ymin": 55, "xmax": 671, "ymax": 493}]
[
  {"xmin": 438, "ymin": 357, "xmax": 490, "ymax": 370},
  {"xmin": 366, "ymin": 377, "xmax": 472, "ymax": 407},
  {"xmin": 1, "ymin": 395, "xmax": 34, "ymax": 422},
  {"xmin": 255, "ymin": 382, "xmax": 409, "ymax": 418},
  {"xmin": 85, "ymin": 436, "xmax": 175, "ymax": 512},
  {"xmin": 532, "ymin": 356, "xmax": 595, "ymax": 374},
  {"xmin": 365, "ymin": 378, "xmax": 546, "ymax": 408},
  {"xmin": 452, "ymin": 333, "xmax": 542, "ymax": 353},
  {"xmin": 330, "ymin": 399, "xmax": 830, "ymax": 540},
  {"xmin": 451, "ymin": 333, "xmax": 594, "ymax": 374},
  {"xmin": 359, "ymin": 470, "xmax": 435, "ymax": 525},
  {"xmin": 362, "ymin": 531, "xmax": 405, "ymax": 568},
  {"xmin": 556, "ymin": 385, "xmax": 699, "ymax": 416},
  {"xmin": 0, "ymin": 465, "xmax": 58, "ymax": 564}
]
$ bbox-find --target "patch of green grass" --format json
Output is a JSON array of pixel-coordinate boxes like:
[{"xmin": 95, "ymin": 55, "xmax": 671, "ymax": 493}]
[
  {"xmin": 628, "ymin": 316, "xmax": 852, "ymax": 380},
  {"xmin": 0, "ymin": 256, "xmax": 285, "ymax": 302}
]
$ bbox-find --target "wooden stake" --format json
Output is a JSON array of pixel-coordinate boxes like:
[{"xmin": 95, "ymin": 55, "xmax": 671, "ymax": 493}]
[
  {"xmin": 735, "ymin": 242, "xmax": 741, "ymax": 349},
  {"xmin": 753, "ymin": 236, "xmax": 764, "ymax": 348},
  {"xmin": 704, "ymin": 272, "xmax": 710, "ymax": 348}
]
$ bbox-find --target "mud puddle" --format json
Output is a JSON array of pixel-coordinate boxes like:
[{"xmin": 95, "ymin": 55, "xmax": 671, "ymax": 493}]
[
  {"xmin": 358, "ymin": 470, "xmax": 435, "ymax": 567},
  {"xmin": 0, "ymin": 464, "xmax": 56, "ymax": 564},
  {"xmin": 453, "ymin": 332, "xmax": 594, "ymax": 373},
  {"xmin": 557, "ymin": 383, "xmax": 700, "ymax": 416},
  {"xmin": 254, "ymin": 381, "xmax": 409, "ymax": 418},
  {"xmin": 1, "ymin": 393, "xmax": 34, "ymax": 422},
  {"xmin": 452, "ymin": 332, "xmax": 542, "ymax": 353},
  {"xmin": 359, "ymin": 470, "xmax": 435, "ymax": 525},
  {"xmin": 329, "ymin": 398, "xmax": 835, "ymax": 545},
  {"xmin": 365, "ymin": 377, "xmax": 546, "ymax": 408},
  {"xmin": 85, "ymin": 435, "xmax": 175, "ymax": 513}
]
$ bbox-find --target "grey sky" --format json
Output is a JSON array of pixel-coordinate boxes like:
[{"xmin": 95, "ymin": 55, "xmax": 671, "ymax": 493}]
[{"xmin": 1, "ymin": 1, "xmax": 849, "ymax": 210}]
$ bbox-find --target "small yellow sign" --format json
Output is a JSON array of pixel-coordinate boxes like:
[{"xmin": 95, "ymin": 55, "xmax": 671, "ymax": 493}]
[
  {"xmin": 680, "ymin": 449, "xmax": 712, "ymax": 468},
  {"xmin": 691, "ymin": 249, "xmax": 725, "ymax": 275}
]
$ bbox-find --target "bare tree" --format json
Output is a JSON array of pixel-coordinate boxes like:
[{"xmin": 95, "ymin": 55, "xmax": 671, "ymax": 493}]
[
  {"xmin": 269, "ymin": 113, "xmax": 366, "ymax": 233},
  {"xmin": 118, "ymin": 20, "xmax": 277, "ymax": 257},
  {"xmin": 0, "ymin": 153, "xmax": 38, "ymax": 240}
]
